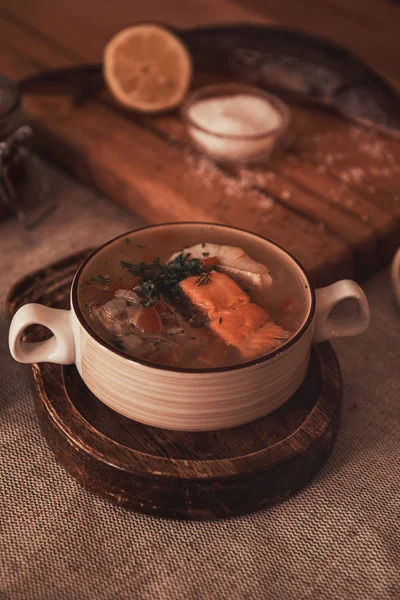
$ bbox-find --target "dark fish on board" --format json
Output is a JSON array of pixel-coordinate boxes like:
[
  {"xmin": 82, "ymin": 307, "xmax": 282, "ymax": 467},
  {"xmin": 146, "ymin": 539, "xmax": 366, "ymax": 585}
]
[{"xmin": 18, "ymin": 24, "xmax": 400, "ymax": 136}]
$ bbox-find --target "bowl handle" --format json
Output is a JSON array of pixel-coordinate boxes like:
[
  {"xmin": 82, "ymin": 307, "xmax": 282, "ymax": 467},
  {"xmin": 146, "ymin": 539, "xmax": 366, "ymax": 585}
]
[
  {"xmin": 313, "ymin": 280, "xmax": 370, "ymax": 343},
  {"xmin": 9, "ymin": 303, "xmax": 75, "ymax": 364}
]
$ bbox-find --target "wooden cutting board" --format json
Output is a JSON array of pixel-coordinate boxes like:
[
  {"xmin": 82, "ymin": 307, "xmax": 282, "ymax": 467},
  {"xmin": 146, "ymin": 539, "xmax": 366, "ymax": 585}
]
[{"xmin": 3, "ymin": 26, "xmax": 396, "ymax": 288}]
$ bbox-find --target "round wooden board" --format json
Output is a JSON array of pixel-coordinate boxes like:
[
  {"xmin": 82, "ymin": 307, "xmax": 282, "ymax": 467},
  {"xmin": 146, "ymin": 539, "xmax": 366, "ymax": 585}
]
[{"xmin": 8, "ymin": 249, "xmax": 342, "ymax": 520}]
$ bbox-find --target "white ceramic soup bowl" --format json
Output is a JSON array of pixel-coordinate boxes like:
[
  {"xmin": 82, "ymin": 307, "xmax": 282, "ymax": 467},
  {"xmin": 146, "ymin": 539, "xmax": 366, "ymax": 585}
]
[{"xmin": 9, "ymin": 223, "xmax": 370, "ymax": 431}]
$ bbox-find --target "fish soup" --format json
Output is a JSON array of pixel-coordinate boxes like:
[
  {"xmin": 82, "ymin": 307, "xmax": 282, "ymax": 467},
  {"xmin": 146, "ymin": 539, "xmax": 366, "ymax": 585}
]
[{"xmin": 78, "ymin": 226, "xmax": 311, "ymax": 369}]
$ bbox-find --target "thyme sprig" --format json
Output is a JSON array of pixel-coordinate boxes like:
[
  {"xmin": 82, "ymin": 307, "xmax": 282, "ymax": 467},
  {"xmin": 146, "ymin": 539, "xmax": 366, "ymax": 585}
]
[{"xmin": 195, "ymin": 272, "xmax": 212, "ymax": 286}]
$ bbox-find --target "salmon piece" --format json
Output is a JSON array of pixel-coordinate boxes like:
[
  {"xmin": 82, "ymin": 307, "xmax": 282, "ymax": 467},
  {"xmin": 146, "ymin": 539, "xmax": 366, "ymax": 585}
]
[
  {"xmin": 210, "ymin": 303, "xmax": 269, "ymax": 349},
  {"xmin": 180, "ymin": 271, "xmax": 250, "ymax": 317},
  {"xmin": 180, "ymin": 271, "xmax": 281, "ymax": 357},
  {"xmin": 240, "ymin": 322, "xmax": 290, "ymax": 360}
]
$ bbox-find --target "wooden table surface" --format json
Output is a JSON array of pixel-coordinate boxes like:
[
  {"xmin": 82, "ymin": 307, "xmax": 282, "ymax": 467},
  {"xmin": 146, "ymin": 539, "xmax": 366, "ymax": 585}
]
[{"xmin": 1, "ymin": 0, "xmax": 400, "ymax": 88}]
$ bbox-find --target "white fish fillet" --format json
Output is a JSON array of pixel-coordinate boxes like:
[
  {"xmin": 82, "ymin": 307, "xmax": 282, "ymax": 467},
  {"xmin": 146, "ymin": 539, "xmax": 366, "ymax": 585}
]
[{"xmin": 168, "ymin": 243, "xmax": 272, "ymax": 288}]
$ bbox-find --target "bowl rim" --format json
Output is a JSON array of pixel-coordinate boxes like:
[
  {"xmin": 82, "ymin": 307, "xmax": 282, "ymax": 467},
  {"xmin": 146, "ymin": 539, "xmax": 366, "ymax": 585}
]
[
  {"xmin": 180, "ymin": 83, "xmax": 290, "ymax": 141},
  {"xmin": 71, "ymin": 222, "xmax": 315, "ymax": 374}
]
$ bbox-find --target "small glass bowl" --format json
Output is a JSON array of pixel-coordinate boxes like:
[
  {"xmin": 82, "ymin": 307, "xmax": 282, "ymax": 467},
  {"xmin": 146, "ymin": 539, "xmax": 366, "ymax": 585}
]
[{"xmin": 181, "ymin": 83, "xmax": 290, "ymax": 166}]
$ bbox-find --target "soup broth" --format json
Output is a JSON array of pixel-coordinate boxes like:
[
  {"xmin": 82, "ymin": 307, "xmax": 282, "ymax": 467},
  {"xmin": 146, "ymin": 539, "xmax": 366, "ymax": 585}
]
[{"xmin": 78, "ymin": 226, "xmax": 311, "ymax": 369}]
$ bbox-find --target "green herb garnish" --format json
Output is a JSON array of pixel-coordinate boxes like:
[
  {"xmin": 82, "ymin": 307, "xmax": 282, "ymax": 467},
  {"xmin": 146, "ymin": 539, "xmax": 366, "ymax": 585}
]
[
  {"xmin": 124, "ymin": 238, "xmax": 130, "ymax": 245},
  {"xmin": 201, "ymin": 243, "xmax": 206, "ymax": 248},
  {"xmin": 120, "ymin": 252, "xmax": 206, "ymax": 304},
  {"xmin": 120, "ymin": 260, "xmax": 155, "ymax": 276},
  {"xmin": 91, "ymin": 274, "xmax": 110, "ymax": 286},
  {"xmin": 195, "ymin": 272, "xmax": 212, "ymax": 286},
  {"xmin": 202, "ymin": 252, "xmax": 210, "ymax": 257}
]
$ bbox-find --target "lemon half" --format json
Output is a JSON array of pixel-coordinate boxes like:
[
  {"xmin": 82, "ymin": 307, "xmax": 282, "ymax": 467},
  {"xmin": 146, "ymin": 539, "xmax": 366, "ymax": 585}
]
[{"xmin": 104, "ymin": 24, "xmax": 192, "ymax": 113}]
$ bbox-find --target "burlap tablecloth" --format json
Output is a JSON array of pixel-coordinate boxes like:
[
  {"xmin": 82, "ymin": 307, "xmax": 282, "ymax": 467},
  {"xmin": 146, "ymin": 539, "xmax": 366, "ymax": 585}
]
[{"xmin": 0, "ymin": 164, "xmax": 399, "ymax": 600}]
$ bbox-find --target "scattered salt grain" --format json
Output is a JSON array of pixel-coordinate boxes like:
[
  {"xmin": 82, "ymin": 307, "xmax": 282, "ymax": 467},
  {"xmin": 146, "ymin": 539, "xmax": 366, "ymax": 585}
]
[
  {"xmin": 259, "ymin": 196, "xmax": 275, "ymax": 210},
  {"xmin": 344, "ymin": 167, "xmax": 365, "ymax": 184},
  {"xmin": 239, "ymin": 169, "xmax": 276, "ymax": 187},
  {"xmin": 339, "ymin": 173, "xmax": 350, "ymax": 183},
  {"xmin": 369, "ymin": 166, "xmax": 394, "ymax": 177},
  {"xmin": 183, "ymin": 152, "xmax": 275, "ymax": 212}
]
